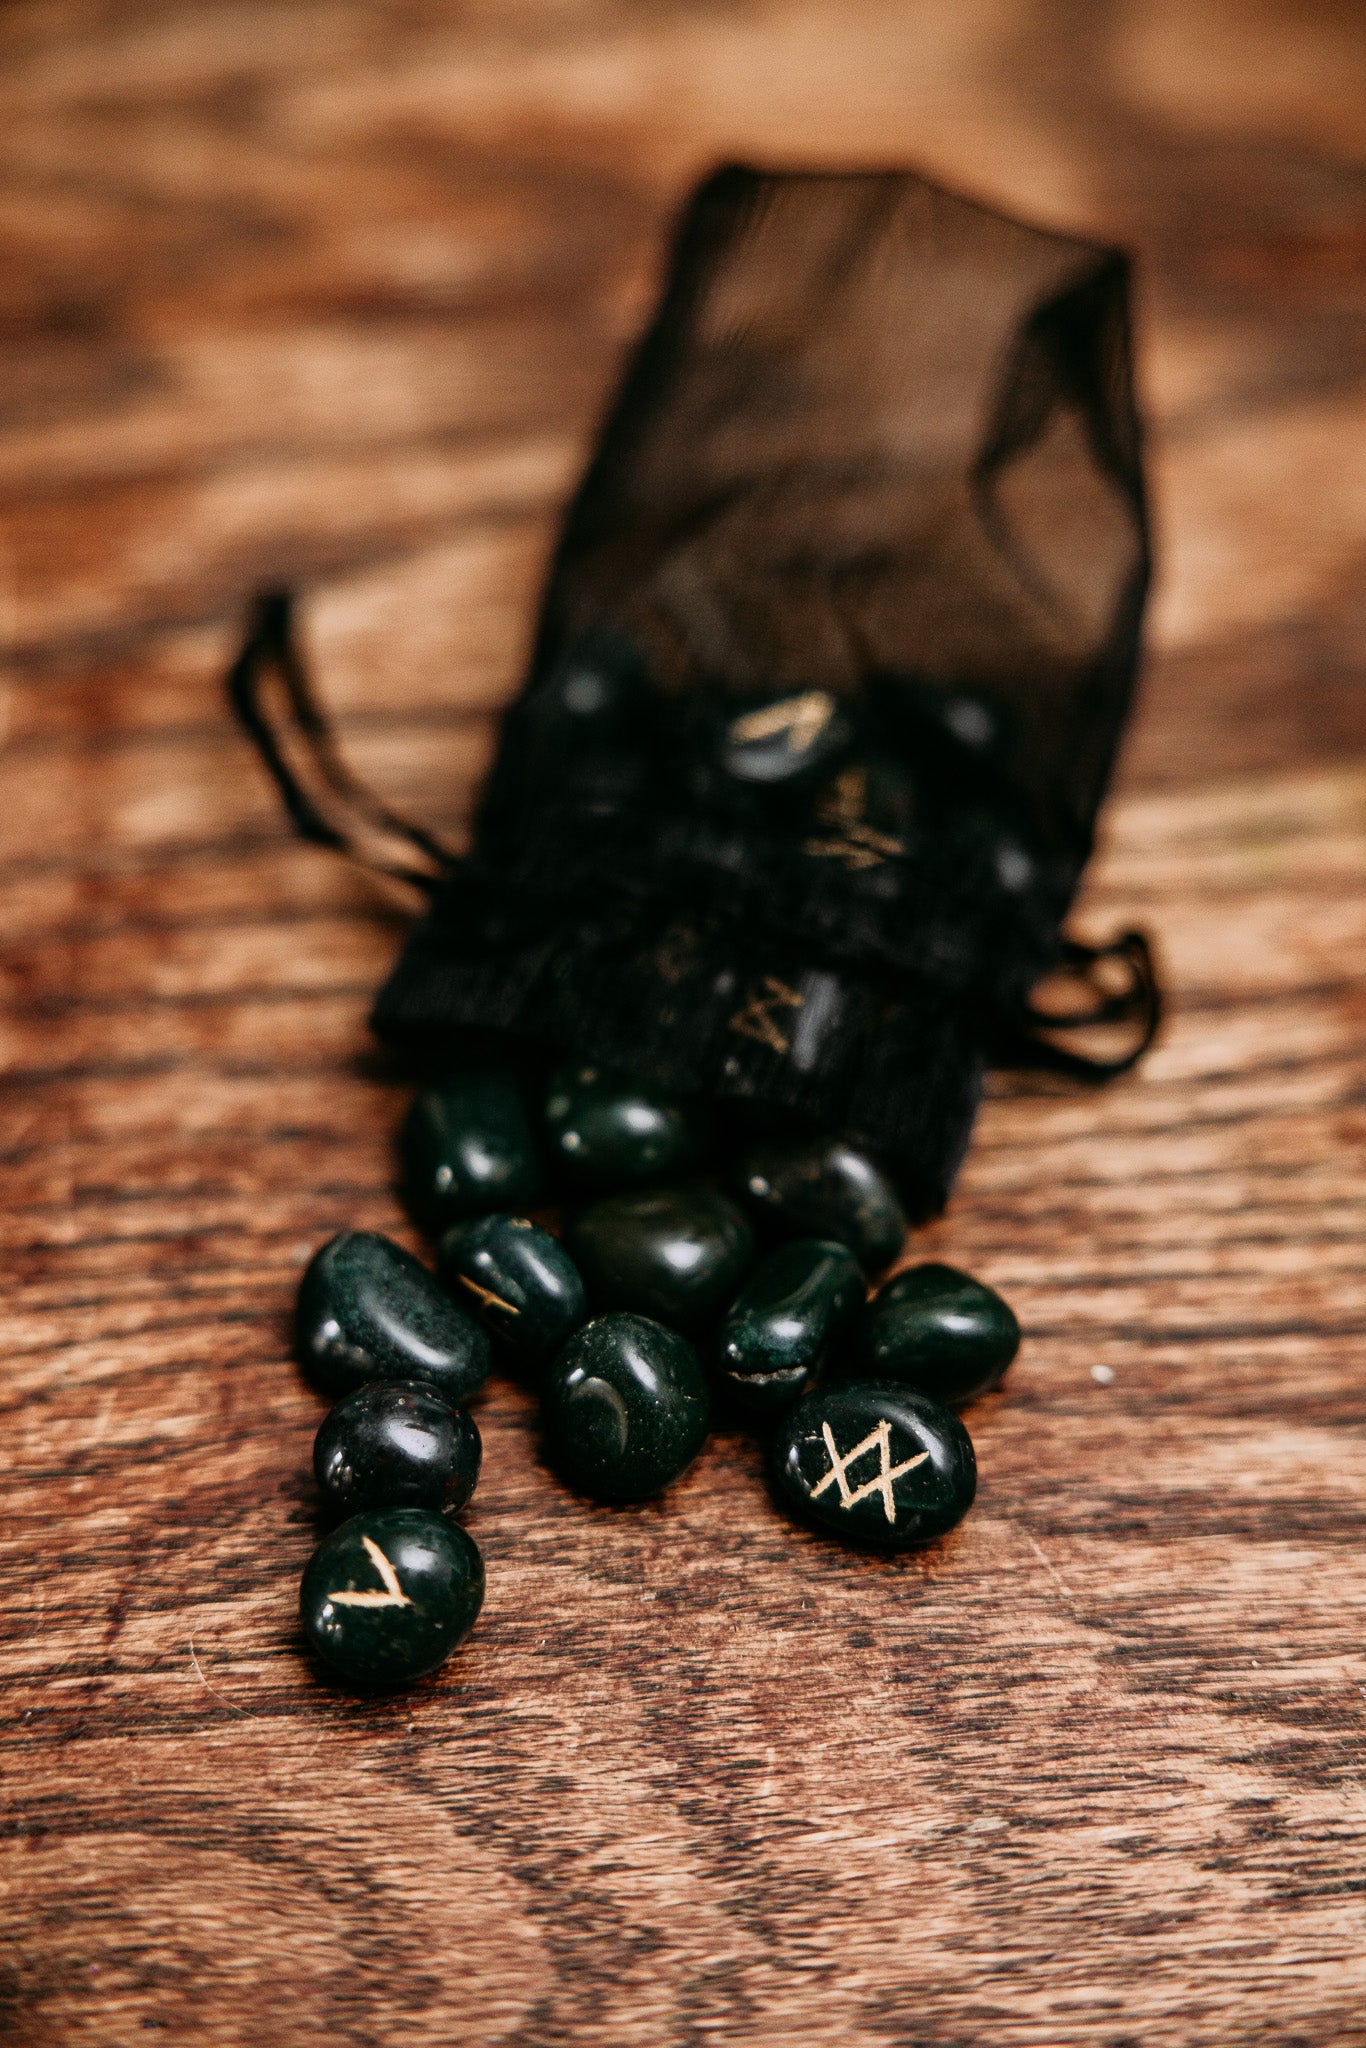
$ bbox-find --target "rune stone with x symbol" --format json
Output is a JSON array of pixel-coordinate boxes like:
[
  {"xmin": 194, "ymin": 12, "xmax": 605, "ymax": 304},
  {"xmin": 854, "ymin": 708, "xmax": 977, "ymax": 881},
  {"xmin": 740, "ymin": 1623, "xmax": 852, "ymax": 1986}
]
[{"xmin": 808, "ymin": 1419, "xmax": 930, "ymax": 1526}]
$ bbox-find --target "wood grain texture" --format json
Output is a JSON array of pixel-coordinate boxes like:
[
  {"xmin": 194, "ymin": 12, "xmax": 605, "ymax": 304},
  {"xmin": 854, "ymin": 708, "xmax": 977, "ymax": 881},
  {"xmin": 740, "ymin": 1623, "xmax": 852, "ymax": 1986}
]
[{"xmin": 1, "ymin": 3, "xmax": 1364, "ymax": 2042}]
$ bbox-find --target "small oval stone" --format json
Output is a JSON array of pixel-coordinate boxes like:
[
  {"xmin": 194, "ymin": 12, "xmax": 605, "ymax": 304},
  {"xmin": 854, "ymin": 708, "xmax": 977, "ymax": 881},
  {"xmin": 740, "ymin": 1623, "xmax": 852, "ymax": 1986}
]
[
  {"xmin": 295, "ymin": 1230, "xmax": 492, "ymax": 1404},
  {"xmin": 771, "ymin": 1381, "xmax": 976, "ymax": 1552},
  {"xmin": 532, "ymin": 632, "xmax": 646, "ymax": 743},
  {"xmin": 313, "ymin": 1382, "xmax": 482, "ymax": 1519},
  {"xmin": 514, "ymin": 634, "xmax": 648, "ymax": 806},
  {"xmin": 717, "ymin": 1238, "xmax": 865, "ymax": 1414},
  {"xmin": 300, "ymin": 1507, "xmax": 485, "ymax": 1688},
  {"xmin": 718, "ymin": 689, "xmax": 855, "ymax": 788},
  {"xmin": 855, "ymin": 1262, "xmax": 1021, "ymax": 1404},
  {"xmin": 543, "ymin": 1061, "xmax": 705, "ymax": 1191},
  {"xmin": 567, "ymin": 1185, "xmax": 756, "ymax": 1335},
  {"xmin": 735, "ymin": 1136, "xmax": 907, "ymax": 1271},
  {"xmin": 439, "ymin": 1213, "xmax": 587, "ymax": 1371},
  {"xmin": 542, "ymin": 1312, "xmax": 710, "ymax": 1502},
  {"xmin": 401, "ymin": 1069, "xmax": 542, "ymax": 1227}
]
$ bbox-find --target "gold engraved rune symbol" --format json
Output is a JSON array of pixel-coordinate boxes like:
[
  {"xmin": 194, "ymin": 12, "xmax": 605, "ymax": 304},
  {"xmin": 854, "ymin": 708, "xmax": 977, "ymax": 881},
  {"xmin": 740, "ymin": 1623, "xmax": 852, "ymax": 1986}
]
[
  {"xmin": 729, "ymin": 691, "xmax": 835, "ymax": 754},
  {"xmin": 728, "ymin": 975, "xmax": 804, "ymax": 1056},
  {"xmin": 328, "ymin": 1535, "xmax": 413, "ymax": 1609},
  {"xmin": 809, "ymin": 1420, "xmax": 929, "ymax": 1526},
  {"xmin": 804, "ymin": 765, "xmax": 906, "ymax": 871},
  {"xmin": 457, "ymin": 1273, "xmax": 519, "ymax": 1318}
]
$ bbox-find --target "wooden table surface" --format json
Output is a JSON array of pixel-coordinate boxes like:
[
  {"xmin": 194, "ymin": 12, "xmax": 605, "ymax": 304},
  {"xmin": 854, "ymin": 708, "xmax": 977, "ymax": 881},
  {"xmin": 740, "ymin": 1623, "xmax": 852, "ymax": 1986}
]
[{"xmin": 2, "ymin": 3, "xmax": 1364, "ymax": 2042}]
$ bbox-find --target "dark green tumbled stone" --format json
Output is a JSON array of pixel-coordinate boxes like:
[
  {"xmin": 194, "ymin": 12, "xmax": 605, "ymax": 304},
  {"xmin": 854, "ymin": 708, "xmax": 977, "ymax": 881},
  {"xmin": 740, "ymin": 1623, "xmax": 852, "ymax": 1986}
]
[
  {"xmin": 314, "ymin": 1381, "xmax": 481, "ymax": 1519},
  {"xmin": 717, "ymin": 1238, "xmax": 865, "ymax": 1414},
  {"xmin": 771, "ymin": 1381, "xmax": 975, "ymax": 1552},
  {"xmin": 438, "ymin": 1213, "xmax": 587, "ymax": 1371},
  {"xmin": 300, "ymin": 1507, "xmax": 485, "ymax": 1688},
  {"xmin": 566, "ymin": 1185, "xmax": 756, "ymax": 1335},
  {"xmin": 401, "ymin": 1069, "xmax": 542, "ymax": 1227},
  {"xmin": 854, "ymin": 1262, "xmax": 1021, "ymax": 1404},
  {"xmin": 295, "ymin": 1230, "xmax": 492, "ymax": 1403},
  {"xmin": 542, "ymin": 1061, "xmax": 705, "ymax": 1191},
  {"xmin": 735, "ymin": 1136, "xmax": 907, "ymax": 1271},
  {"xmin": 542, "ymin": 1312, "xmax": 710, "ymax": 1502}
]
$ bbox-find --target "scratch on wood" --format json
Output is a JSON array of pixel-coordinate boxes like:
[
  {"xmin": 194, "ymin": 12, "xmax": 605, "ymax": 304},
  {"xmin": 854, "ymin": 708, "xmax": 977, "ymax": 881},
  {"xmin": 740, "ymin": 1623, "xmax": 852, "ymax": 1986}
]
[
  {"xmin": 187, "ymin": 1638, "xmax": 248, "ymax": 1716},
  {"xmin": 1025, "ymin": 1532, "xmax": 1077, "ymax": 1607}
]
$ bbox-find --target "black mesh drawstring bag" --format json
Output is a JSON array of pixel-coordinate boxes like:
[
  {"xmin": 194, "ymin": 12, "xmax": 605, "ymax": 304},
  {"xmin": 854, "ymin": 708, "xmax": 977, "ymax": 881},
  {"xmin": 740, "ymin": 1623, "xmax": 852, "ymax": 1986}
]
[{"xmin": 229, "ymin": 164, "xmax": 1160, "ymax": 1221}]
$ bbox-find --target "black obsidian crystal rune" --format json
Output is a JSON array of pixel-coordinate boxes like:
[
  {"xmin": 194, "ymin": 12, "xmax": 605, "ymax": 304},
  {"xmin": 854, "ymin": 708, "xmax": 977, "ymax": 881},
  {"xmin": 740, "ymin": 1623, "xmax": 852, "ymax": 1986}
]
[
  {"xmin": 439, "ymin": 1213, "xmax": 587, "ymax": 1371},
  {"xmin": 770, "ymin": 1381, "xmax": 975, "ymax": 1553},
  {"xmin": 566, "ymin": 1185, "xmax": 756, "ymax": 1335},
  {"xmin": 300, "ymin": 1507, "xmax": 485, "ymax": 1688},
  {"xmin": 314, "ymin": 1381, "xmax": 482, "ymax": 1520},
  {"xmin": 295, "ymin": 1230, "xmax": 492, "ymax": 1404},
  {"xmin": 715, "ymin": 688, "xmax": 856, "ymax": 790},
  {"xmin": 855, "ymin": 1261, "xmax": 1021, "ymax": 1404},
  {"xmin": 735, "ymin": 1137, "xmax": 907, "ymax": 1273},
  {"xmin": 401, "ymin": 1068, "xmax": 542, "ymax": 1228},
  {"xmin": 717, "ymin": 1237, "xmax": 864, "ymax": 1414},
  {"xmin": 542, "ymin": 1061, "xmax": 705, "ymax": 1192},
  {"xmin": 541, "ymin": 1312, "xmax": 711, "ymax": 1503}
]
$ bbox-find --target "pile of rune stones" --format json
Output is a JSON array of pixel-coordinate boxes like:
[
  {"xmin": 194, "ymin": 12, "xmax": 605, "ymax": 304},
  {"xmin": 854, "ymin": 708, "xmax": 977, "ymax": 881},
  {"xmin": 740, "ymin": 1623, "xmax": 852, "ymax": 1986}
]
[{"xmin": 296, "ymin": 1062, "xmax": 1021, "ymax": 1689}]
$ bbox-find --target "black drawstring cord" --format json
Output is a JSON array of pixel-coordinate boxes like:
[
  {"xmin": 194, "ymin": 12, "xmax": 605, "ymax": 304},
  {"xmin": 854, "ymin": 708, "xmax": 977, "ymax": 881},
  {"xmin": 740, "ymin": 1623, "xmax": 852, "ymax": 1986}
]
[
  {"xmin": 226, "ymin": 588, "xmax": 454, "ymax": 892},
  {"xmin": 1010, "ymin": 927, "xmax": 1162, "ymax": 1078}
]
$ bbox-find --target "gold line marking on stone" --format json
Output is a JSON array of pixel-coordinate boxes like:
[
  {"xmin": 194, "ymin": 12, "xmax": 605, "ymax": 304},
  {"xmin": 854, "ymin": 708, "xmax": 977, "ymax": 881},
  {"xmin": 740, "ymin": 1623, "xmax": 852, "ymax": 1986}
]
[
  {"xmin": 804, "ymin": 822, "xmax": 906, "ymax": 871},
  {"xmin": 849, "ymin": 824, "xmax": 906, "ymax": 855},
  {"xmin": 807, "ymin": 767, "xmax": 905, "ymax": 869},
  {"xmin": 729, "ymin": 691, "xmax": 835, "ymax": 752},
  {"xmin": 727, "ymin": 975, "xmax": 804, "ymax": 1056},
  {"xmin": 457, "ymin": 1274, "xmax": 519, "ymax": 1317},
  {"xmin": 809, "ymin": 1419, "xmax": 930, "ymax": 1526},
  {"xmin": 804, "ymin": 836, "xmax": 883, "ymax": 871},
  {"xmin": 818, "ymin": 765, "xmax": 867, "ymax": 829},
  {"xmin": 329, "ymin": 1535, "xmax": 413, "ymax": 1609}
]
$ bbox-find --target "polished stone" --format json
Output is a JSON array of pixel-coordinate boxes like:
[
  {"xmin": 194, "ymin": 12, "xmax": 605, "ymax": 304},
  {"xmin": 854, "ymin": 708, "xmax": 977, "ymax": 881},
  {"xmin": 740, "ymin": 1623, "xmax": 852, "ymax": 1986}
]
[
  {"xmin": 531, "ymin": 632, "xmax": 647, "ymax": 742},
  {"xmin": 295, "ymin": 1230, "xmax": 492, "ymax": 1403},
  {"xmin": 314, "ymin": 1382, "xmax": 482, "ymax": 1519},
  {"xmin": 401, "ymin": 1069, "xmax": 542, "ymax": 1227},
  {"xmin": 438, "ymin": 1212, "xmax": 586, "ymax": 1371},
  {"xmin": 872, "ymin": 673, "xmax": 1013, "ymax": 765},
  {"xmin": 567, "ymin": 1185, "xmax": 756, "ymax": 1335},
  {"xmin": 541, "ymin": 1312, "xmax": 710, "ymax": 1502},
  {"xmin": 717, "ymin": 1238, "xmax": 864, "ymax": 1414},
  {"xmin": 543, "ymin": 1061, "xmax": 705, "ymax": 1191},
  {"xmin": 300, "ymin": 1507, "xmax": 485, "ymax": 1688},
  {"xmin": 855, "ymin": 1261, "xmax": 1021, "ymax": 1404},
  {"xmin": 770, "ymin": 1380, "xmax": 975, "ymax": 1552},
  {"xmin": 718, "ymin": 689, "xmax": 855, "ymax": 787},
  {"xmin": 735, "ymin": 1136, "xmax": 907, "ymax": 1271}
]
